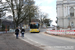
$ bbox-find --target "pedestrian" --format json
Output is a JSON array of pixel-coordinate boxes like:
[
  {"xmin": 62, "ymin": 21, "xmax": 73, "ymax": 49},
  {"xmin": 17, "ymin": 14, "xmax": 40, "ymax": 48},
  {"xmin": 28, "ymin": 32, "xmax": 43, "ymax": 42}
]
[
  {"xmin": 15, "ymin": 27, "xmax": 19, "ymax": 39},
  {"xmin": 21, "ymin": 27, "xmax": 25, "ymax": 37},
  {"xmin": 19, "ymin": 27, "xmax": 21, "ymax": 33}
]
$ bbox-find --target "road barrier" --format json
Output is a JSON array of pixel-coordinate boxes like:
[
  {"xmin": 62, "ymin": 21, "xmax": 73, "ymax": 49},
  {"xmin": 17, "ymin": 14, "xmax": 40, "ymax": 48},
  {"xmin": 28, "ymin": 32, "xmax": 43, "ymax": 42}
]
[{"xmin": 46, "ymin": 30, "xmax": 75, "ymax": 35}]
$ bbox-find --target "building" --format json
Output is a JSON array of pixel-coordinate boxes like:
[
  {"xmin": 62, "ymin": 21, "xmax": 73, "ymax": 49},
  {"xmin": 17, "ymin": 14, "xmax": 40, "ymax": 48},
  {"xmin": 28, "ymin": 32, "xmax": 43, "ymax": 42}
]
[
  {"xmin": 56, "ymin": 0, "xmax": 75, "ymax": 29},
  {"xmin": 0, "ymin": 1, "xmax": 9, "ymax": 29},
  {"xmin": 5, "ymin": 15, "xmax": 13, "ymax": 21},
  {"xmin": 2, "ymin": 19, "xmax": 14, "ymax": 29}
]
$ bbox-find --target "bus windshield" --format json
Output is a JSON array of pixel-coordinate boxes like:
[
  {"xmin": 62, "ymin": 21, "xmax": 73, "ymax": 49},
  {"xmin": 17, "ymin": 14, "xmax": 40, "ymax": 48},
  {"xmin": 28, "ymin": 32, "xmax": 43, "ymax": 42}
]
[{"xmin": 30, "ymin": 24, "xmax": 39, "ymax": 29}]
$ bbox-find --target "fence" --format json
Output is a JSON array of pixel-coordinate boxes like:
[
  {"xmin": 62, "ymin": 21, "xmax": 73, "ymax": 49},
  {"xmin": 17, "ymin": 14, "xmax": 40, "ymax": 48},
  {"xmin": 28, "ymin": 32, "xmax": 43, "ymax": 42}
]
[{"xmin": 46, "ymin": 30, "xmax": 75, "ymax": 35}]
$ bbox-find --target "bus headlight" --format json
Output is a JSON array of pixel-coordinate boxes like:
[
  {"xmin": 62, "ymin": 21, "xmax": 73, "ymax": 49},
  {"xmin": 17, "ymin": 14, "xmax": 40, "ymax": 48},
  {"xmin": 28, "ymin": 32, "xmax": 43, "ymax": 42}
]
[
  {"xmin": 30, "ymin": 29, "xmax": 31, "ymax": 31},
  {"xmin": 37, "ymin": 29, "xmax": 39, "ymax": 31}
]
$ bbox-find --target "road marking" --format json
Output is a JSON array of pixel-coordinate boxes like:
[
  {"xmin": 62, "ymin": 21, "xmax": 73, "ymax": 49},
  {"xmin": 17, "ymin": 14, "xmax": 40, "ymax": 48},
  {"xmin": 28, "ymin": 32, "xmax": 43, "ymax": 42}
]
[
  {"xmin": 13, "ymin": 34, "xmax": 50, "ymax": 50},
  {"xmin": 19, "ymin": 36, "xmax": 60, "ymax": 50},
  {"xmin": 19, "ymin": 36, "xmax": 49, "ymax": 50}
]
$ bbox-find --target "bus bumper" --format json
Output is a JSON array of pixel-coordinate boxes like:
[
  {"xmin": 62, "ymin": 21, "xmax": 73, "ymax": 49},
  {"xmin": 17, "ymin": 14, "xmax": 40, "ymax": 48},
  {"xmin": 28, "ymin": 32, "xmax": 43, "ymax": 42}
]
[{"xmin": 30, "ymin": 29, "xmax": 40, "ymax": 32}]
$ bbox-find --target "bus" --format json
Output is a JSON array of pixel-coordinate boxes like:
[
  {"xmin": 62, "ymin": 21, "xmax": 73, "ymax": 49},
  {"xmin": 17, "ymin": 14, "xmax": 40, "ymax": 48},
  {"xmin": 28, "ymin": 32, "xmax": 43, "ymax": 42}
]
[{"xmin": 29, "ymin": 22, "xmax": 40, "ymax": 33}]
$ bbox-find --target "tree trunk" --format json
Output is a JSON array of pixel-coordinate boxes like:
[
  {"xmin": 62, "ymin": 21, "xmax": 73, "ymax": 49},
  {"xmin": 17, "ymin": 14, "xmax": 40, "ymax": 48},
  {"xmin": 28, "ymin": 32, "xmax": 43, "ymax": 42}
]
[
  {"xmin": 29, "ymin": 16, "xmax": 31, "ymax": 24},
  {"xmin": 16, "ymin": 22, "xmax": 19, "ymax": 28}
]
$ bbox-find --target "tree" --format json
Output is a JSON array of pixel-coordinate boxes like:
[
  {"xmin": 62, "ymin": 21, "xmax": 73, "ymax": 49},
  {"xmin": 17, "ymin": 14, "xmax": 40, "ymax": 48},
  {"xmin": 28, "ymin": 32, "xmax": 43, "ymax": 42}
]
[
  {"xmin": 44, "ymin": 19, "xmax": 52, "ymax": 26},
  {"xmin": 56, "ymin": 20, "xmax": 57, "ymax": 24},
  {"xmin": 6, "ymin": 0, "xmax": 27, "ymax": 27},
  {"xmin": 56, "ymin": 17, "xmax": 58, "ymax": 24},
  {"xmin": 23, "ymin": 0, "xmax": 38, "ymax": 24},
  {"xmin": 2, "ymin": 24, "xmax": 5, "ymax": 31},
  {"xmin": 0, "ymin": 0, "xmax": 10, "ymax": 26},
  {"xmin": 6, "ymin": 0, "xmax": 38, "ymax": 27},
  {"xmin": 38, "ymin": 12, "xmax": 48, "ymax": 26}
]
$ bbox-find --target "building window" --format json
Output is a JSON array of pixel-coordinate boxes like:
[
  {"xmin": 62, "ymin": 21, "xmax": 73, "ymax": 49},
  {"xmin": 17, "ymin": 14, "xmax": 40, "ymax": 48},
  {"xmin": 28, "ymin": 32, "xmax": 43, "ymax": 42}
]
[
  {"xmin": 71, "ymin": 22, "xmax": 74, "ymax": 27},
  {"xmin": 70, "ymin": 7, "xmax": 74, "ymax": 17}
]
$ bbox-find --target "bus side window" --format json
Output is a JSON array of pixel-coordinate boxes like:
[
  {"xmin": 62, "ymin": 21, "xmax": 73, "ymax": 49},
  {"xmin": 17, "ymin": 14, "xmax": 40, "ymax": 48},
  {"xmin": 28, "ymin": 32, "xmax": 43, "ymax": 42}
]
[{"xmin": 38, "ymin": 24, "xmax": 40, "ymax": 27}]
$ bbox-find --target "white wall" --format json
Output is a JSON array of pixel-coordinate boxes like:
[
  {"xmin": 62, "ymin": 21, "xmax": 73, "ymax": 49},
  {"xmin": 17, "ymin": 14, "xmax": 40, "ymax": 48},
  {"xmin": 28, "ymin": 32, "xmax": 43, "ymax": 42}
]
[
  {"xmin": 57, "ymin": 0, "xmax": 75, "ymax": 28},
  {"xmin": 58, "ymin": 19, "xmax": 63, "ymax": 27},
  {"xmin": 64, "ymin": 19, "xmax": 69, "ymax": 28},
  {"xmin": 57, "ymin": 5, "xmax": 63, "ymax": 17}
]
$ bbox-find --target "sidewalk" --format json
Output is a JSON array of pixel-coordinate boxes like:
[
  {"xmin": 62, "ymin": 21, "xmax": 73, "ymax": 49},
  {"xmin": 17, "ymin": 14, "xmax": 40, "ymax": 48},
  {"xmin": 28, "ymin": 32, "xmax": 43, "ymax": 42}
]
[{"xmin": 0, "ymin": 33, "xmax": 43, "ymax": 50}]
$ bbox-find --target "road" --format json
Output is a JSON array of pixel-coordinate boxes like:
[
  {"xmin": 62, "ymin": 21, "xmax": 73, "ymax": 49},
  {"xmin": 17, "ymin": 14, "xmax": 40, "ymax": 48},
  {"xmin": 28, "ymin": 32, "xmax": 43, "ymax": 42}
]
[
  {"xmin": 23, "ymin": 29, "xmax": 75, "ymax": 50},
  {"xmin": 0, "ymin": 33, "xmax": 43, "ymax": 50}
]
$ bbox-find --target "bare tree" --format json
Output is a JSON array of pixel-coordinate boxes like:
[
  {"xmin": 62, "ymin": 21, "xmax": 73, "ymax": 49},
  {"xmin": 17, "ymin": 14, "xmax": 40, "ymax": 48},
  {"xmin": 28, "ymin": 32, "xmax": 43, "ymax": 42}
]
[
  {"xmin": 23, "ymin": 0, "xmax": 38, "ymax": 24},
  {"xmin": 0, "ymin": 0, "xmax": 10, "ymax": 18},
  {"xmin": 0, "ymin": 0, "xmax": 10, "ymax": 26},
  {"xmin": 6, "ymin": 0, "xmax": 38, "ymax": 27},
  {"xmin": 38, "ymin": 12, "xmax": 48, "ymax": 26}
]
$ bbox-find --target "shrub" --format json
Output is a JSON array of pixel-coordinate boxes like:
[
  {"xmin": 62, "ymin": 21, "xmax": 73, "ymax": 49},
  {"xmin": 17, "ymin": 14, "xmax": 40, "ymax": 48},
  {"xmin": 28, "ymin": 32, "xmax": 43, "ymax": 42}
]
[{"xmin": 2, "ymin": 24, "xmax": 5, "ymax": 31}]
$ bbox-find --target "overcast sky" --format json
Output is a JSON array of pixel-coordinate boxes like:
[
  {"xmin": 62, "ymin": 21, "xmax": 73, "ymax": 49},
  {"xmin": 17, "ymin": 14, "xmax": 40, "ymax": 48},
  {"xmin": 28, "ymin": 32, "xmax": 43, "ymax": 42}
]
[
  {"xmin": 34, "ymin": 0, "xmax": 57, "ymax": 25},
  {"xmin": 4, "ymin": 0, "xmax": 57, "ymax": 25}
]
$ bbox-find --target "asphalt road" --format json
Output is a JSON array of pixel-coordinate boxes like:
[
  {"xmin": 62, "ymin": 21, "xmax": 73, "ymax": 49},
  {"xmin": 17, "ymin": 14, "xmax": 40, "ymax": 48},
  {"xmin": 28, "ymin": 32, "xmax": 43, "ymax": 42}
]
[{"xmin": 24, "ymin": 29, "xmax": 75, "ymax": 50}]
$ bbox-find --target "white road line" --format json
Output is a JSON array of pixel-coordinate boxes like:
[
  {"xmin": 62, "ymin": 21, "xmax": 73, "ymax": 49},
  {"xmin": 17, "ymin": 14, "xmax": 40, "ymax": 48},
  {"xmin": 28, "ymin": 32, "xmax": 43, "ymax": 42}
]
[
  {"xmin": 13, "ymin": 34, "xmax": 49, "ymax": 50},
  {"xmin": 19, "ymin": 36, "xmax": 60, "ymax": 50}
]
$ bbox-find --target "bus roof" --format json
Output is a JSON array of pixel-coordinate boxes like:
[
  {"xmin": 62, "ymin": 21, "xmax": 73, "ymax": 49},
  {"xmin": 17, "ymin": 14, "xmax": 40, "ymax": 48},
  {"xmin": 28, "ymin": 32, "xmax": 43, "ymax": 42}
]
[{"xmin": 30, "ymin": 22, "xmax": 39, "ymax": 24}]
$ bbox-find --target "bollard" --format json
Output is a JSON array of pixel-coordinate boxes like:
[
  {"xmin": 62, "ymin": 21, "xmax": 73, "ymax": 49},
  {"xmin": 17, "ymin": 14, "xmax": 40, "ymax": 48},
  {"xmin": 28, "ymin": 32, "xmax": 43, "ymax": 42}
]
[{"xmin": 5, "ymin": 25, "xmax": 7, "ymax": 33}]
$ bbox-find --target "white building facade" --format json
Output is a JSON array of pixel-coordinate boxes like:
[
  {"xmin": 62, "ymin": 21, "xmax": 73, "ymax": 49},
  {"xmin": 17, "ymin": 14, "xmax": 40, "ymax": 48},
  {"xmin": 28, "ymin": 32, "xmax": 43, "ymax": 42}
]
[{"xmin": 57, "ymin": 0, "xmax": 75, "ymax": 28}]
